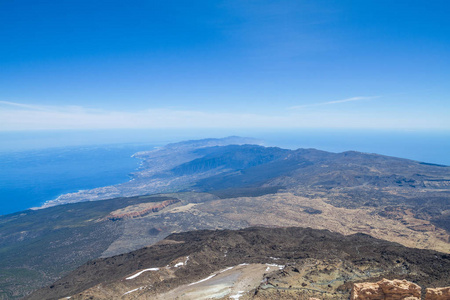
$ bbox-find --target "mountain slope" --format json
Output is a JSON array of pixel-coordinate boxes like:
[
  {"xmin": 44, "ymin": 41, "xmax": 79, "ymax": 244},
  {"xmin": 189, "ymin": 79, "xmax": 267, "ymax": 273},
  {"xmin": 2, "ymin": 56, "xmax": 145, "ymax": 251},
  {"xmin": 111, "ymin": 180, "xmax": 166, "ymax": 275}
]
[
  {"xmin": 1, "ymin": 138, "xmax": 450, "ymax": 298},
  {"xmin": 41, "ymin": 137, "xmax": 263, "ymax": 207},
  {"xmin": 27, "ymin": 227, "xmax": 450, "ymax": 300},
  {"xmin": 0, "ymin": 195, "xmax": 176, "ymax": 299}
]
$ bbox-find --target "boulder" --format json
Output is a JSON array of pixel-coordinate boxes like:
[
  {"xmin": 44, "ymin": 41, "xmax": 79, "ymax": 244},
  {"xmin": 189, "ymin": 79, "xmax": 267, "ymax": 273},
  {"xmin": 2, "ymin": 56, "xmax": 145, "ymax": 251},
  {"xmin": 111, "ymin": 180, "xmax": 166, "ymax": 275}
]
[
  {"xmin": 425, "ymin": 287, "xmax": 450, "ymax": 300},
  {"xmin": 351, "ymin": 279, "xmax": 421, "ymax": 300}
]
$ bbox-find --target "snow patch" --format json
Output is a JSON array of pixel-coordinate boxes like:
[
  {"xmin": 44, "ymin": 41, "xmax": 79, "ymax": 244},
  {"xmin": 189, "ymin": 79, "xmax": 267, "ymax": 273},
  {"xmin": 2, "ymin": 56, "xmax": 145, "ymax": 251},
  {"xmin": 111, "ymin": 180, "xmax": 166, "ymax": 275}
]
[
  {"xmin": 123, "ymin": 286, "xmax": 144, "ymax": 295},
  {"xmin": 188, "ymin": 274, "xmax": 216, "ymax": 286},
  {"xmin": 265, "ymin": 263, "xmax": 285, "ymax": 270},
  {"xmin": 126, "ymin": 268, "xmax": 159, "ymax": 280},
  {"xmin": 219, "ymin": 266, "xmax": 234, "ymax": 273},
  {"xmin": 187, "ymin": 266, "xmax": 234, "ymax": 287},
  {"xmin": 229, "ymin": 291, "xmax": 245, "ymax": 299},
  {"xmin": 174, "ymin": 256, "xmax": 189, "ymax": 268}
]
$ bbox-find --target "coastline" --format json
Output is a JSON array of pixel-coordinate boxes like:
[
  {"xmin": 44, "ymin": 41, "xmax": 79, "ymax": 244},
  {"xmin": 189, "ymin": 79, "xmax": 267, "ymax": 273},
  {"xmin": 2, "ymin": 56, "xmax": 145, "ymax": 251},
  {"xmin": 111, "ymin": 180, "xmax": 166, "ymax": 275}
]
[{"xmin": 0, "ymin": 143, "xmax": 157, "ymax": 215}]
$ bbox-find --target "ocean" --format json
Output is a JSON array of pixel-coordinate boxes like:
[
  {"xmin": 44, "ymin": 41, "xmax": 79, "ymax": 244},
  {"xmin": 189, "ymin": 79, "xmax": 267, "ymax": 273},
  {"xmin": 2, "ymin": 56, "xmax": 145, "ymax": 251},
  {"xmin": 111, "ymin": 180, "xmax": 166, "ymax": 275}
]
[
  {"xmin": 0, "ymin": 129, "xmax": 449, "ymax": 216},
  {"xmin": 254, "ymin": 129, "xmax": 450, "ymax": 166},
  {"xmin": 0, "ymin": 143, "xmax": 157, "ymax": 215}
]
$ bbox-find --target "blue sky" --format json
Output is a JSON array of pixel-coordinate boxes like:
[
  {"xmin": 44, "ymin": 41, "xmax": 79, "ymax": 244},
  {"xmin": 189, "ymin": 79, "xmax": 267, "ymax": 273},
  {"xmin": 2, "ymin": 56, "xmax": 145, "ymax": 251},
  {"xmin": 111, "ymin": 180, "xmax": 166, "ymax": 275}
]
[{"xmin": 1, "ymin": 0, "xmax": 449, "ymax": 130}]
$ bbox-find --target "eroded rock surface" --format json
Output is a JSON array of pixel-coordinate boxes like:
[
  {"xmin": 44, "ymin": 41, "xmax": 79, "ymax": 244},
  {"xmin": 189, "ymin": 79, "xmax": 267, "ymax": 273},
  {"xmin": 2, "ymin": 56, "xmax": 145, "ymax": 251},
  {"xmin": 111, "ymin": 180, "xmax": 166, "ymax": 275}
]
[
  {"xmin": 426, "ymin": 286, "xmax": 450, "ymax": 300},
  {"xmin": 351, "ymin": 279, "xmax": 421, "ymax": 300},
  {"xmin": 351, "ymin": 279, "xmax": 450, "ymax": 300},
  {"xmin": 107, "ymin": 199, "xmax": 180, "ymax": 220}
]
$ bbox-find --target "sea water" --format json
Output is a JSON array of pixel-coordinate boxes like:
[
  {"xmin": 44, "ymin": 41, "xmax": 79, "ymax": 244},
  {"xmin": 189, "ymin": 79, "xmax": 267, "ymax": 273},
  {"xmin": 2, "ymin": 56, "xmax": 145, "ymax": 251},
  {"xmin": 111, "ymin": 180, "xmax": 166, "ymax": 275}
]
[
  {"xmin": 0, "ymin": 129, "xmax": 449, "ymax": 216},
  {"xmin": 0, "ymin": 143, "xmax": 157, "ymax": 215},
  {"xmin": 254, "ymin": 129, "xmax": 450, "ymax": 166}
]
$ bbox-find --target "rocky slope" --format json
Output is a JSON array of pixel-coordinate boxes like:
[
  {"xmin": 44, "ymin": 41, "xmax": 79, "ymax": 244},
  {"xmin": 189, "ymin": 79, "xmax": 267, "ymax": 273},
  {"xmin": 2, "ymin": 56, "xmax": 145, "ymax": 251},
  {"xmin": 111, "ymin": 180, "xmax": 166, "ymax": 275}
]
[
  {"xmin": 27, "ymin": 227, "xmax": 450, "ymax": 300},
  {"xmin": 1, "ymin": 138, "xmax": 450, "ymax": 298}
]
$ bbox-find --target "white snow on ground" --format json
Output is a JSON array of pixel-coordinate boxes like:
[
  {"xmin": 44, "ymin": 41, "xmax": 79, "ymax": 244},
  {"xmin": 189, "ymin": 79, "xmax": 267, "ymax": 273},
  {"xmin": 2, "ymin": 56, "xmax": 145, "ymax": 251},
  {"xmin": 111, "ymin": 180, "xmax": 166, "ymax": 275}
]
[
  {"xmin": 174, "ymin": 256, "xmax": 190, "ymax": 268},
  {"xmin": 269, "ymin": 257, "xmax": 280, "ymax": 260},
  {"xmin": 188, "ymin": 274, "xmax": 216, "ymax": 286},
  {"xmin": 186, "ymin": 263, "xmax": 258, "ymax": 288},
  {"xmin": 126, "ymin": 268, "xmax": 159, "ymax": 280},
  {"xmin": 265, "ymin": 263, "xmax": 285, "ymax": 270},
  {"xmin": 122, "ymin": 286, "xmax": 144, "ymax": 295},
  {"xmin": 219, "ymin": 266, "xmax": 234, "ymax": 273},
  {"xmin": 229, "ymin": 291, "xmax": 245, "ymax": 299}
]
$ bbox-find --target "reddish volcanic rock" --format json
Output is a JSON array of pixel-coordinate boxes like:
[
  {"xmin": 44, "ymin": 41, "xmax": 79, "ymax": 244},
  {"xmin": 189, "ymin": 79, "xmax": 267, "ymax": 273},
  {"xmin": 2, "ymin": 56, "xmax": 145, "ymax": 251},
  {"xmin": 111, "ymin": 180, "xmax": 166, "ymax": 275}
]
[
  {"xmin": 351, "ymin": 281, "xmax": 383, "ymax": 300},
  {"xmin": 108, "ymin": 199, "xmax": 180, "ymax": 220},
  {"xmin": 425, "ymin": 286, "xmax": 450, "ymax": 300},
  {"xmin": 351, "ymin": 279, "xmax": 421, "ymax": 300}
]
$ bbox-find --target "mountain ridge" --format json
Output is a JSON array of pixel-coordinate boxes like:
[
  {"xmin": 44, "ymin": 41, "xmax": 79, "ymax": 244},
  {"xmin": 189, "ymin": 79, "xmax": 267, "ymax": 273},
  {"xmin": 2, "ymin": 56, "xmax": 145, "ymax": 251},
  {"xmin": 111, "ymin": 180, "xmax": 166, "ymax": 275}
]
[
  {"xmin": 39, "ymin": 137, "xmax": 449, "ymax": 209},
  {"xmin": 1, "ymin": 138, "xmax": 449, "ymax": 298}
]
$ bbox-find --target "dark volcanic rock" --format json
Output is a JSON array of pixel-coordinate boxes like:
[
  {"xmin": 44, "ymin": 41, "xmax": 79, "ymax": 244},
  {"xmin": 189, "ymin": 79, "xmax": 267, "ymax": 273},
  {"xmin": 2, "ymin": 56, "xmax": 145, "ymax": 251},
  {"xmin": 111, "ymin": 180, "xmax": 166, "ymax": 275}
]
[{"xmin": 27, "ymin": 227, "xmax": 450, "ymax": 300}]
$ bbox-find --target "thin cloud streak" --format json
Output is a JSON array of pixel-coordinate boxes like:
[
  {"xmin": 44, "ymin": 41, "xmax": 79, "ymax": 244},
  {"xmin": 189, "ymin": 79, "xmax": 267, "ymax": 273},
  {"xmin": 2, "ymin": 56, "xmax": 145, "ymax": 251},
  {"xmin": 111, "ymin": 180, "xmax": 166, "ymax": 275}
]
[
  {"xmin": 0, "ymin": 101, "xmax": 288, "ymax": 130},
  {"xmin": 0, "ymin": 100, "xmax": 447, "ymax": 131},
  {"xmin": 0, "ymin": 100, "xmax": 88, "ymax": 113},
  {"xmin": 289, "ymin": 96, "xmax": 379, "ymax": 109},
  {"xmin": 0, "ymin": 100, "xmax": 51, "ymax": 111}
]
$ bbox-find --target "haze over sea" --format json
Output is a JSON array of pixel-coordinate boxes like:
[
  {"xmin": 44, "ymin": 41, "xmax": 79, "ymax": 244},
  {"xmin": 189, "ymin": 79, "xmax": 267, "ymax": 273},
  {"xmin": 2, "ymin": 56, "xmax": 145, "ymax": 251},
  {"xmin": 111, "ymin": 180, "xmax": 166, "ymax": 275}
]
[{"xmin": 1, "ymin": 129, "xmax": 449, "ymax": 216}]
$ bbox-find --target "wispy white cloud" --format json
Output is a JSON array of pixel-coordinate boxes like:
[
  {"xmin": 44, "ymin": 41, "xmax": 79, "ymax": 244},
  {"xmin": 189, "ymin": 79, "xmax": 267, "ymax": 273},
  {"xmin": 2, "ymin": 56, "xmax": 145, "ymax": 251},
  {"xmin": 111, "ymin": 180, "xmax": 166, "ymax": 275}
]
[
  {"xmin": 0, "ymin": 100, "xmax": 51, "ymax": 111},
  {"xmin": 289, "ymin": 96, "xmax": 379, "ymax": 110},
  {"xmin": 0, "ymin": 101, "xmax": 289, "ymax": 130},
  {"xmin": 0, "ymin": 100, "xmax": 87, "ymax": 113},
  {"xmin": 0, "ymin": 100, "xmax": 447, "ymax": 131}
]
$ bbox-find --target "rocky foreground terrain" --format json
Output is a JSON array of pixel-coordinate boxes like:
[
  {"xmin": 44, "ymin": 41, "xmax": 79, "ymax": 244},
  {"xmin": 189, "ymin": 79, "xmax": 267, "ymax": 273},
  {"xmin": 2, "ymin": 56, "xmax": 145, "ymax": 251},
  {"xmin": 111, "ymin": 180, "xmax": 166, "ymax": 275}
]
[
  {"xmin": 27, "ymin": 227, "xmax": 450, "ymax": 300},
  {"xmin": 351, "ymin": 278, "xmax": 450, "ymax": 300},
  {"xmin": 1, "ymin": 137, "xmax": 449, "ymax": 298}
]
